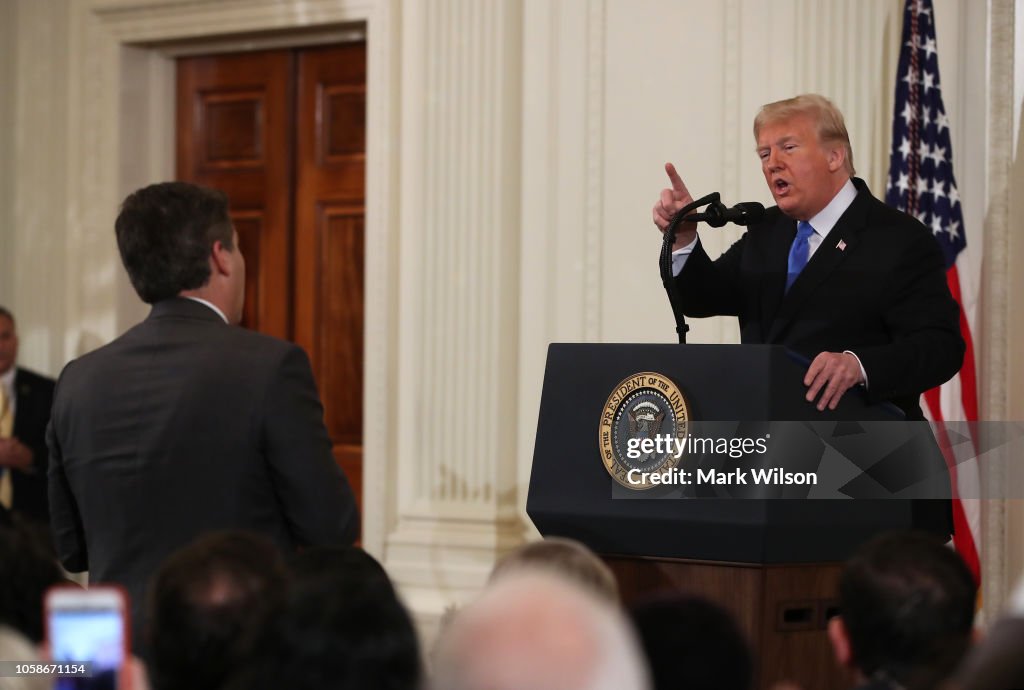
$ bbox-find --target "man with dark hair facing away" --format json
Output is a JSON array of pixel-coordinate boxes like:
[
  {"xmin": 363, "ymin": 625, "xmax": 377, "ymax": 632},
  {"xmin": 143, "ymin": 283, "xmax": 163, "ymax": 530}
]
[
  {"xmin": 146, "ymin": 531, "xmax": 287, "ymax": 690},
  {"xmin": 47, "ymin": 182, "xmax": 359, "ymax": 652},
  {"xmin": 222, "ymin": 545, "xmax": 422, "ymax": 690},
  {"xmin": 827, "ymin": 530, "xmax": 976, "ymax": 690},
  {"xmin": 630, "ymin": 593, "xmax": 753, "ymax": 690}
]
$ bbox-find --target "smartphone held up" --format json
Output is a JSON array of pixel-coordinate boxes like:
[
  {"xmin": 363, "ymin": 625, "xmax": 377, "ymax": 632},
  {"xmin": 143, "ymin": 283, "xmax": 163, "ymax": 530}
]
[{"xmin": 44, "ymin": 586, "xmax": 129, "ymax": 690}]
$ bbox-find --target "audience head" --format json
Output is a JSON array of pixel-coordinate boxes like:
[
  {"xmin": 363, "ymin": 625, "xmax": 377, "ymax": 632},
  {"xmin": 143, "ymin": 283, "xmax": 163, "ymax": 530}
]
[
  {"xmin": 115, "ymin": 182, "xmax": 244, "ymax": 322},
  {"xmin": 0, "ymin": 521, "xmax": 69, "ymax": 643},
  {"xmin": 223, "ymin": 546, "xmax": 421, "ymax": 690},
  {"xmin": 630, "ymin": 592, "xmax": 753, "ymax": 690},
  {"xmin": 829, "ymin": 530, "xmax": 976, "ymax": 690},
  {"xmin": 433, "ymin": 570, "xmax": 650, "ymax": 690},
  {"xmin": 288, "ymin": 544, "xmax": 396, "ymax": 598},
  {"xmin": 0, "ymin": 626, "xmax": 50, "ymax": 690},
  {"xmin": 146, "ymin": 530, "xmax": 287, "ymax": 690},
  {"xmin": 954, "ymin": 576, "xmax": 1024, "ymax": 690},
  {"xmin": 489, "ymin": 537, "xmax": 619, "ymax": 604}
]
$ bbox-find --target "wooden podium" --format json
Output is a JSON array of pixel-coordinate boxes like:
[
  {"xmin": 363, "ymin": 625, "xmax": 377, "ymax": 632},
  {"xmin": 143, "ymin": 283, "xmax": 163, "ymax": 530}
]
[{"xmin": 526, "ymin": 344, "xmax": 950, "ymax": 690}]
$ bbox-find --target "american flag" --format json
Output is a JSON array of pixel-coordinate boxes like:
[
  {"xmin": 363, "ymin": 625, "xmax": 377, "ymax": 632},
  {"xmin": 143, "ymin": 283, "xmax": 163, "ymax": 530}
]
[{"xmin": 884, "ymin": 0, "xmax": 981, "ymax": 585}]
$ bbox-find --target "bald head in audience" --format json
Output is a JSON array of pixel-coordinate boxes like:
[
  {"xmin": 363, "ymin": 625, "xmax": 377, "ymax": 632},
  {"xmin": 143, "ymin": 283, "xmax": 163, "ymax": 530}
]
[
  {"xmin": 488, "ymin": 537, "xmax": 619, "ymax": 604},
  {"xmin": 433, "ymin": 570, "xmax": 650, "ymax": 690}
]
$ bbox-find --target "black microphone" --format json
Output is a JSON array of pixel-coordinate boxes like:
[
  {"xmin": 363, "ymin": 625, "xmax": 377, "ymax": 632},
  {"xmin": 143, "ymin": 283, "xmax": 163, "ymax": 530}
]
[{"xmin": 685, "ymin": 201, "xmax": 765, "ymax": 227}]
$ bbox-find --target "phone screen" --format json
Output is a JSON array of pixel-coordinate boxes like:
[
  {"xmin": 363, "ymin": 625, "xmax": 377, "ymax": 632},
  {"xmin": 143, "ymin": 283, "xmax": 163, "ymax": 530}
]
[{"xmin": 49, "ymin": 606, "xmax": 125, "ymax": 690}]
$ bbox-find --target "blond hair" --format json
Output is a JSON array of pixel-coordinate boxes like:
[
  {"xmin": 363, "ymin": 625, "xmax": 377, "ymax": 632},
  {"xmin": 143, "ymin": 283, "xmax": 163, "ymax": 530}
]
[{"xmin": 754, "ymin": 94, "xmax": 856, "ymax": 176}]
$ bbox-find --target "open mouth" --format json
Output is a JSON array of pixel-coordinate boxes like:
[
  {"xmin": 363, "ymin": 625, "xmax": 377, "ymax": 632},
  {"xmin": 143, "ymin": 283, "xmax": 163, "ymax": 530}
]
[{"xmin": 773, "ymin": 179, "xmax": 791, "ymax": 195}]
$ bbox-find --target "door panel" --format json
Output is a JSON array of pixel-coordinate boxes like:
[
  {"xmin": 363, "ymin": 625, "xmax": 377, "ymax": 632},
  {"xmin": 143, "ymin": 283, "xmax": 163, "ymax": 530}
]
[
  {"xmin": 294, "ymin": 44, "xmax": 367, "ymax": 514},
  {"xmin": 176, "ymin": 51, "xmax": 294, "ymax": 338},
  {"xmin": 176, "ymin": 43, "xmax": 366, "ymax": 517}
]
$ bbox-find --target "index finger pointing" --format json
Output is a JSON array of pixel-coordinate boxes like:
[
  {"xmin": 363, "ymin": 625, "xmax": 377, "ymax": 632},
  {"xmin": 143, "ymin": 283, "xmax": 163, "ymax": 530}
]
[{"xmin": 665, "ymin": 162, "xmax": 689, "ymax": 194}]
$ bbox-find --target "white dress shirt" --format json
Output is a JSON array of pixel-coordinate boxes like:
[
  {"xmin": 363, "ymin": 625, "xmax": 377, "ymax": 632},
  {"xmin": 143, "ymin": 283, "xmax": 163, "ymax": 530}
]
[
  {"xmin": 0, "ymin": 366, "xmax": 16, "ymax": 421},
  {"xmin": 183, "ymin": 296, "xmax": 229, "ymax": 324}
]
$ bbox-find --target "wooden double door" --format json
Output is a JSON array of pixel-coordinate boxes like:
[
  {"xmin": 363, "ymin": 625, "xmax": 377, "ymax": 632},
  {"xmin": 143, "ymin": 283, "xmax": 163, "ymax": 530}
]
[{"xmin": 176, "ymin": 43, "xmax": 367, "ymax": 515}]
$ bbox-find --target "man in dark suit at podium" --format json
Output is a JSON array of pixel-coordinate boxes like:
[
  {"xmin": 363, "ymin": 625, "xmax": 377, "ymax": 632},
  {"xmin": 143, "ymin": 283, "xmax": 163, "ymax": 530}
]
[
  {"xmin": 47, "ymin": 182, "xmax": 359, "ymax": 651},
  {"xmin": 652, "ymin": 94, "xmax": 963, "ymax": 422}
]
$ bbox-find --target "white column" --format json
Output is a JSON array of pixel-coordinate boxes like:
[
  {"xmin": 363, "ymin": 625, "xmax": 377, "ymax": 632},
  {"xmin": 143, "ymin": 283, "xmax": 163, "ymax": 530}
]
[
  {"xmin": 981, "ymin": 0, "xmax": 1020, "ymax": 621},
  {"xmin": 387, "ymin": 0, "xmax": 528, "ymax": 631},
  {"xmin": 6, "ymin": 0, "xmax": 74, "ymax": 376},
  {"xmin": 0, "ymin": 1, "xmax": 14, "ymax": 308}
]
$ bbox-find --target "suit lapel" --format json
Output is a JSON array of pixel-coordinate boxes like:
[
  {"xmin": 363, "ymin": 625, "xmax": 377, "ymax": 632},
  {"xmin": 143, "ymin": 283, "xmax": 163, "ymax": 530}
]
[{"xmin": 766, "ymin": 188, "xmax": 869, "ymax": 342}]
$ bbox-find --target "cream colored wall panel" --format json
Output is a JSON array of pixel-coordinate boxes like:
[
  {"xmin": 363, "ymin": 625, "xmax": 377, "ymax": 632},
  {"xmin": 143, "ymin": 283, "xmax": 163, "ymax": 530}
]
[
  {"xmin": 388, "ymin": 0, "xmax": 527, "ymax": 625},
  {"xmin": 394, "ymin": 0, "xmax": 522, "ymax": 517},
  {"xmin": 0, "ymin": 1, "xmax": 15, "ymax": 311},
  {"xmin": 517, "ymin": 0, "xmax": 592, "ymax": 517},
  {"xmin": 601, "ymin": 0, "xmax": 734, "ymax": 345},
  {"xmin": 12, "ymin": 0, "xmax": 73, "ymax": 376},
  {"xmin": 985, "ymin": 0, "xmax": 1022, "ymax": 619}
]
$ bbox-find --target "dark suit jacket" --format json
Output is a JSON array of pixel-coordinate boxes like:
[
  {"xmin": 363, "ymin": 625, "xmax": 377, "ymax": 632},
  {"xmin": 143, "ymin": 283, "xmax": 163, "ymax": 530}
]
[
  {"xmin": 673, "ymin": 178, "xmax": 964, "ymax": 420},
  {"xmin": 0, "ymin": 367, "xmax": 56, "ymax": 525},
  {"xmin": 47, "ymin": 298, "xmax": 359, "ymax": 649},
  {"xmin": 671, "ymin": 179, "xmax": 963, "ymax": 536}
]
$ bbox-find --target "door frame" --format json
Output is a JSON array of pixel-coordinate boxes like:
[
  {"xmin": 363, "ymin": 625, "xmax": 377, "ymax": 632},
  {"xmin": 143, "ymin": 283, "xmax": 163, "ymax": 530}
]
[{"xmin": 85, "ymin": 0, "xmax": 400, "ymax": 558}]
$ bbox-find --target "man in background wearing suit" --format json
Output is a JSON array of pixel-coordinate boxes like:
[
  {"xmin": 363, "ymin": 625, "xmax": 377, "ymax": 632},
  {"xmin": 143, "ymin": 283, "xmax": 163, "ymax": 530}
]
[
  {"xmin": 47, "ymin": 182, "xmax": 359, "ymax": 651},
  {"xmin": 0, "ymin": 306, "xmax": 55, "ymax": 527}
]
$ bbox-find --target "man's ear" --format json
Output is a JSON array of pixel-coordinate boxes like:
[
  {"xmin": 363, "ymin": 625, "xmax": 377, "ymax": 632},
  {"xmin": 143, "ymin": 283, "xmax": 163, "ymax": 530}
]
[
  {"xmin": 210, "ymin": 240, "xmax": 233, "ymax": 277},
  {"xmin": 827, "ymin": 615, "xmax": 855, "ymax": 669},
  {"xmin": 827, "ymin": 144, "xmax": 846, "ymax": 173}
]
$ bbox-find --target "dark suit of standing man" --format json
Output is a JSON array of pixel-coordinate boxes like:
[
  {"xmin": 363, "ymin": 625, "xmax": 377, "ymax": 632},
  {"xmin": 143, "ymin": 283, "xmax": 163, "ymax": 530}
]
[
  {"xmin": 0, "ymin": 307, "xmax": 56, "ymax": 526},
  {"xmin": 651, "ymin": 94, "xmax": 964, "ymax": 534},
  {"xmin": 652, "ymin": 94, "xmax": 963, "ymax": 419},
  {"xmin": 47, "ymin": 182, "xmax": 359, "ymax": 651}
]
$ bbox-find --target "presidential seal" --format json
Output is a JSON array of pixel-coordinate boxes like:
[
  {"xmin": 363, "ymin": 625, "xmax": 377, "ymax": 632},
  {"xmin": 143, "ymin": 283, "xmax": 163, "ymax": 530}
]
[{"xmin": 599, "ymin": 372, "xmax": 690, "ymax": 490}]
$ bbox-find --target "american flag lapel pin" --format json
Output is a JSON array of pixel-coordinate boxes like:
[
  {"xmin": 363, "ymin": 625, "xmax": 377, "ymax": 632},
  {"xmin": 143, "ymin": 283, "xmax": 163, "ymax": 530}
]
[{"xmin": 836, "ymin": 239, "xmax": 847, "ymax": 251}]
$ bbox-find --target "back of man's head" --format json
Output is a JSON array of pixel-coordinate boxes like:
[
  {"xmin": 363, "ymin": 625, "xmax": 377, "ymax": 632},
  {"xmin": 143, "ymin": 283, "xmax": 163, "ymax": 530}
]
[
  {"xmin": 833, "ymin": 530, "xmax": 976, "ymax": 689},
  {"xmin": 289, "ymin": 544, "xmax": 396, "ymax": 598},
  {"xmin": 221, "ymin": 546, "xmax": 422, "ymax": 690},
  {"xmin": 630, "ymin": 593, "xmax": 752, "ymax": 690},
  {"xmin": 115, "ymin": 182, "xmax": 233, "ymax": 304},
  {"xmin": 434, "ymin": 570, "xmax": 650, "ymax": 690},
  {"xmin": 146, "ymin": 530, "xmax": 286, "ymax": 690},
  {"xmin": 489, "ymin": 537, "xmax": 620, "ymax": 604}
]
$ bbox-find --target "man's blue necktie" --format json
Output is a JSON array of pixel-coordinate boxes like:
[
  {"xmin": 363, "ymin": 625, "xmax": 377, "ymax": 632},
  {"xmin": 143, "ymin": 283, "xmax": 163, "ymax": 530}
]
[{"xmin": 785, "ymin": 221, "xmax": 816, "ymax": 293}]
